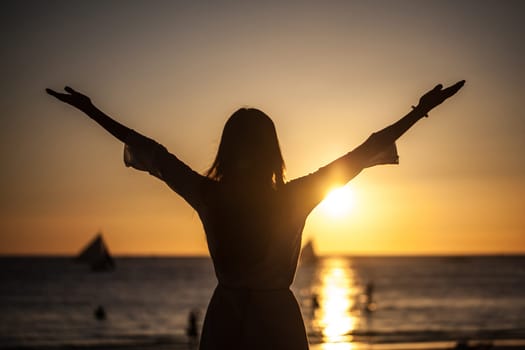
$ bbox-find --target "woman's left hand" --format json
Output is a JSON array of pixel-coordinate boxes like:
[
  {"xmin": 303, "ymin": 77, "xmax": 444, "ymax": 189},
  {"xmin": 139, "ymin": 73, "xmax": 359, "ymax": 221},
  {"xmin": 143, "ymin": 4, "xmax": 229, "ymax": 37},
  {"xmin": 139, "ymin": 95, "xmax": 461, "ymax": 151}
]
[{"xmin": 417, "ymin": 80, "xmax": 465, "ymax": 114}]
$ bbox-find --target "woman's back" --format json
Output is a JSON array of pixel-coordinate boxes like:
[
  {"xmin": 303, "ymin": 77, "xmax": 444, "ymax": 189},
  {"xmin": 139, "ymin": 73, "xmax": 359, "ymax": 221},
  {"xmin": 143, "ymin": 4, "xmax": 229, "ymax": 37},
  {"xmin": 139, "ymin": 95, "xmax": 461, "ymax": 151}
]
[{"xmin": 200, "ymin": 182, "xmax": 306, "ymax": 290}]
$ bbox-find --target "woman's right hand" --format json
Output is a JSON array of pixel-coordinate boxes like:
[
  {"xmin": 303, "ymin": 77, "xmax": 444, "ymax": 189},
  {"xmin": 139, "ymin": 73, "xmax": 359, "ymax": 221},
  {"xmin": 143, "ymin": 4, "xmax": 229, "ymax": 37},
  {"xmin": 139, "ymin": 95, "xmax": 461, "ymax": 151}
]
[
  {"xmin": 46, "ymin": 86, "xmax": 136, "ymax": 145},
  {"xmin": 46, "ymin": 86, "xmax": 93, "ymax": 111}
]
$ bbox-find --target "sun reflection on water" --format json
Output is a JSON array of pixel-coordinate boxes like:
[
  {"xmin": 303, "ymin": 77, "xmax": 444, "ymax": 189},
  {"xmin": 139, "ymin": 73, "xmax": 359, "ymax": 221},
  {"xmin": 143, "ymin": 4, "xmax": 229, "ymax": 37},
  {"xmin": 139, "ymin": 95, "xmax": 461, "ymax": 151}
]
[{"xmin": 314, "ymin": 257, "xmax": 358, "ymax": 347}]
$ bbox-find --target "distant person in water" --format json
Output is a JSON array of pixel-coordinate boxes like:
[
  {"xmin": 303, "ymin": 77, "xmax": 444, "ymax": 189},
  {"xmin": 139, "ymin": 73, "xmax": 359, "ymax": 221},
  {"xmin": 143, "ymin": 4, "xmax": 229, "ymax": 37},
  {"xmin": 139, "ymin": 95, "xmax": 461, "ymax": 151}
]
[
  {"xmin": 94, "ymin": 305, "xmax": 106, "ymax": 320},
  {"xmin": 47, "ymin": 80, "xmax": 464, "ymax": 349},
  {"xmin": 364, "ymin": 281, "xmax": 376, "ymax": 313},
  {"xmin": 187, "ymin": 309, "xmax": 199, "ymax": 348}
]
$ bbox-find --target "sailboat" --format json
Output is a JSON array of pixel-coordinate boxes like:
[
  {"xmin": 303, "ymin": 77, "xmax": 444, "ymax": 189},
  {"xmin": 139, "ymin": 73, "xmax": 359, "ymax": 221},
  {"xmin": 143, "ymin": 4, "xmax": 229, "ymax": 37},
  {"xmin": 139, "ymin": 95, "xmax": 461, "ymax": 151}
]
[
  {"xmin": 299, "ymin": 239, "xmax": 318, "ymax": 266},
  {"xmin": 76, "ymin": 233, "xmax": 115, "ymax": 271}
]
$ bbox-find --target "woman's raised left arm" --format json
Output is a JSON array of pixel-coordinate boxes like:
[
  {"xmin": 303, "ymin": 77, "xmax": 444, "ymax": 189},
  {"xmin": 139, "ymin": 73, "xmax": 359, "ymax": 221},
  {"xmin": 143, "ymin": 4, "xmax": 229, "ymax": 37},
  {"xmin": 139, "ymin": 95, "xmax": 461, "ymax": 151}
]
[
  {"xmin": 363, "ymin": 80, "xmax": 465, "ymax": 153},
  {"xmin": 286, "ymin": 80, "xmax": 465, "ymax": 214}
]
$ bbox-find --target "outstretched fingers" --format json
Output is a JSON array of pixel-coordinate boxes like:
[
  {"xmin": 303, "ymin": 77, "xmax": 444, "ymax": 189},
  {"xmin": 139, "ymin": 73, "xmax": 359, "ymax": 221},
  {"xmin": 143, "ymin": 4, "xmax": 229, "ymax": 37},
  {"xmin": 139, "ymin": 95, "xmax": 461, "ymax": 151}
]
[
  {"xmin": 46, "ymin": 86, "xmax": 81, "ymax": 97},
  {"xmin": 442, "ymin": 80, "xmax": 466, "ymax": 99},
  {"xmin": 45, "ymin": 88, "xmax": 70, "ymax": 102},
  {"xmin": 45, "ymin": 86, "xmax": 92, "ymax": 110},
  {"xmin": 45, "ymin": 88, "xmax": 59, "ymax": 97},
  {"xmin": 64, "ymin": 86, "xmax": 89, "ymax": 100},
  {"xmin": 64, "ymin": 86, "xmax": 78, "ymax": 94}
]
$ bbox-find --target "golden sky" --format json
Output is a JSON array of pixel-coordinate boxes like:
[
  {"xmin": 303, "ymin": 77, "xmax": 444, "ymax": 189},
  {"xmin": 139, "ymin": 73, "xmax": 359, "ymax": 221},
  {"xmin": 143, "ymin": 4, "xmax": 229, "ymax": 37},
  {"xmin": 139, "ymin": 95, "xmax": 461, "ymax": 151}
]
[{"xmin": 1, "ymin": 0, "xmax": 524, "ymax": 255}]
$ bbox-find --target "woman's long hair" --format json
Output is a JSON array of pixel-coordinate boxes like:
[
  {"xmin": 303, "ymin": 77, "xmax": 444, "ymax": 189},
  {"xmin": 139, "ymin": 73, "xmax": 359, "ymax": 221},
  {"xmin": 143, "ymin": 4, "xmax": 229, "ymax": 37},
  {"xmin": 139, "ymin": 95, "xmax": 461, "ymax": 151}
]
[{"xmin": 206, "ymin": 108, "xmax": 285, "ymax": 187}]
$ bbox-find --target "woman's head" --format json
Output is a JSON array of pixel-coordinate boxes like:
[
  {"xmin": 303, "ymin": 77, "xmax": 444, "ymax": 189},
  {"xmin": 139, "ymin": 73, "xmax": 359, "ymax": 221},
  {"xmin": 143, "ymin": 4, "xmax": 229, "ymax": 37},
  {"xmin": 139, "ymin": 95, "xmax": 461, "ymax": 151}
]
[{"xmin": 207, "ymin": 108, "xmax": 285, "ymax": 187}]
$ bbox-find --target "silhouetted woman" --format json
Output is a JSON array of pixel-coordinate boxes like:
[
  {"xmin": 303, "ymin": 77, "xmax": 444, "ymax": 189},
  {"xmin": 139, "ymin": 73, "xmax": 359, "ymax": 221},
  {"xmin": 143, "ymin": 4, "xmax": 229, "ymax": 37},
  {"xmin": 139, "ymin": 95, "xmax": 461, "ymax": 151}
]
[{"xmin": 47, "ymin": 80, "xmax": 464, "ymax": 349}]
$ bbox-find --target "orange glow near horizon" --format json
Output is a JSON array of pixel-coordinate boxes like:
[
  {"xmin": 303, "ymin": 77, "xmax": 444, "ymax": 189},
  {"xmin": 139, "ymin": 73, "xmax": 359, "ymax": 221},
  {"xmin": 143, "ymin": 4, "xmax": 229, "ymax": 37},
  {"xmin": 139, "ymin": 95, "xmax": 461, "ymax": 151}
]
[{"xmin": 1, "ymin": 2, "xmax": 525, "ymax": 256}]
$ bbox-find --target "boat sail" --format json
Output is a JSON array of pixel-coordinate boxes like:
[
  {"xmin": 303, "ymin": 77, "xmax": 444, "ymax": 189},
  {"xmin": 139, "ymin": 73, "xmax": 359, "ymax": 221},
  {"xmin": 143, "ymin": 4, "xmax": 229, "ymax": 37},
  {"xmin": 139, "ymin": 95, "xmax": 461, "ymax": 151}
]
[
  {"xmin": 299, "ymin": 239, "xmax": 318, "ymax": 266},
  {"xmin": 76, "ymin": 233, "xmax": 115, "ymax": 271}
]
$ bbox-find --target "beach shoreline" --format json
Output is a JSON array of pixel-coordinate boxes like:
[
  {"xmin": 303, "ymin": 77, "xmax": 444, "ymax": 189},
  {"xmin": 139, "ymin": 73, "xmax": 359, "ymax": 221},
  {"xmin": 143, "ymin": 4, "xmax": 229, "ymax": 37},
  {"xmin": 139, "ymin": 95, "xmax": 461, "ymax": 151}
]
[{"xmin": 4, "ymin": 339, "xmax": 525, "ymax": 350}]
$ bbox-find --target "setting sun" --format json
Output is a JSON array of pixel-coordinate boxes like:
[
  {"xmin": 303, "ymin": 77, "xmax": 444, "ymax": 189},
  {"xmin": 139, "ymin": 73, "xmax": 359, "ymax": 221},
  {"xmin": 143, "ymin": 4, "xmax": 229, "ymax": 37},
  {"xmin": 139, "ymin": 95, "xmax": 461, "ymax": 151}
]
[{"xmin": 319, "ymin": 186, "xmax": 356, "ymax": 218}]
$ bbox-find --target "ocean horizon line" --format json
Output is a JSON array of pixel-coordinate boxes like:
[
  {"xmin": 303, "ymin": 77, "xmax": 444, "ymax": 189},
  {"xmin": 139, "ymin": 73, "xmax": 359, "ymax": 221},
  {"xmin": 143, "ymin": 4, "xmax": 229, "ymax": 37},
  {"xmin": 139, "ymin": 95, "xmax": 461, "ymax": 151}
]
[{"xmin": 1, "ymin": 252, "xmax": 524, "ymax": 258}]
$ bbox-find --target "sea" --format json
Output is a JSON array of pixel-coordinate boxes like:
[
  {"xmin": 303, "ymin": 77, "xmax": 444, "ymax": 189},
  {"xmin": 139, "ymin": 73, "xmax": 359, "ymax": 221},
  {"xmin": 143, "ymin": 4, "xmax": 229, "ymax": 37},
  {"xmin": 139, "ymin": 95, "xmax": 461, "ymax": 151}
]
[{"xmin": 1, "ymin": 256, "xmax": 525, "ymax": 349}]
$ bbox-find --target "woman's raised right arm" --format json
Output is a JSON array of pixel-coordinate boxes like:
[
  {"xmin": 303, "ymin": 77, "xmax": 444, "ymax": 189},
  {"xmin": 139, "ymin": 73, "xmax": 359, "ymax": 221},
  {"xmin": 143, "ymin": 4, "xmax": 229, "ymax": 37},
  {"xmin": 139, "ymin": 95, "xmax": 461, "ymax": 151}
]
[
  {"xmin": 46, "ymin": 86, "xmax": 208, "ymax": 209},
  {"xmin": 46, "ymin": 86, "xmax": 138, "ymax": 144}
]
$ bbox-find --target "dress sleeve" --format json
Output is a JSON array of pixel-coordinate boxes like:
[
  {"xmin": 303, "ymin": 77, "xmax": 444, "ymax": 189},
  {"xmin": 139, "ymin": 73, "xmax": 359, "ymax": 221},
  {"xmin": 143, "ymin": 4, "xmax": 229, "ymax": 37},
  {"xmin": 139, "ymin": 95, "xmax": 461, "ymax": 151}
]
[
  {"xmin": 285, "ymin": 133, "xmax": 399, "ymax": 215},
  {"xmin": 123, "ymin": 131, "xmax": 207, "ymax": 210}
]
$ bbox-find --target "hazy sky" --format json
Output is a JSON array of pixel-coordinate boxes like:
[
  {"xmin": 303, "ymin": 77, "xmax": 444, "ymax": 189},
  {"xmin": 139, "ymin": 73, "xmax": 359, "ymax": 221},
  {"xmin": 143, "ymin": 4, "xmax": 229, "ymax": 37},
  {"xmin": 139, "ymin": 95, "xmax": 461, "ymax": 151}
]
[{"xmin": 1, "ymin": 0, "xmax": 524, "ymax": 255}]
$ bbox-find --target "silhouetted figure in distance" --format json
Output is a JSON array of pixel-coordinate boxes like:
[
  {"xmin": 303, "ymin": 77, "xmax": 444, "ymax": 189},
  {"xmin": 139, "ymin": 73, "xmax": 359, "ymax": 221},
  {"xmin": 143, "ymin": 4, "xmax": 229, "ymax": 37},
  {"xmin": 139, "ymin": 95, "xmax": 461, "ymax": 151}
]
[
  {"xmin": 364, "ymin": 281, "xmax": 376, "ymax": 313},
  {"xmin": 47, "ymin": 80, "xmax": 464, "ymax": 349},
  {"xmin": 312, "ymin": 293, "xmax": 320, "ymax": 310},
  {"xmin": 187, "ymin": 309, "xmax": 199, "ymax": 349},
  {"xmin": 94, "ymin": 305, "xmax": 106, "ymax": 321},
  {"xmin": 310, "ymin": 293, "xmax": 320, "ymax": 320}
]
